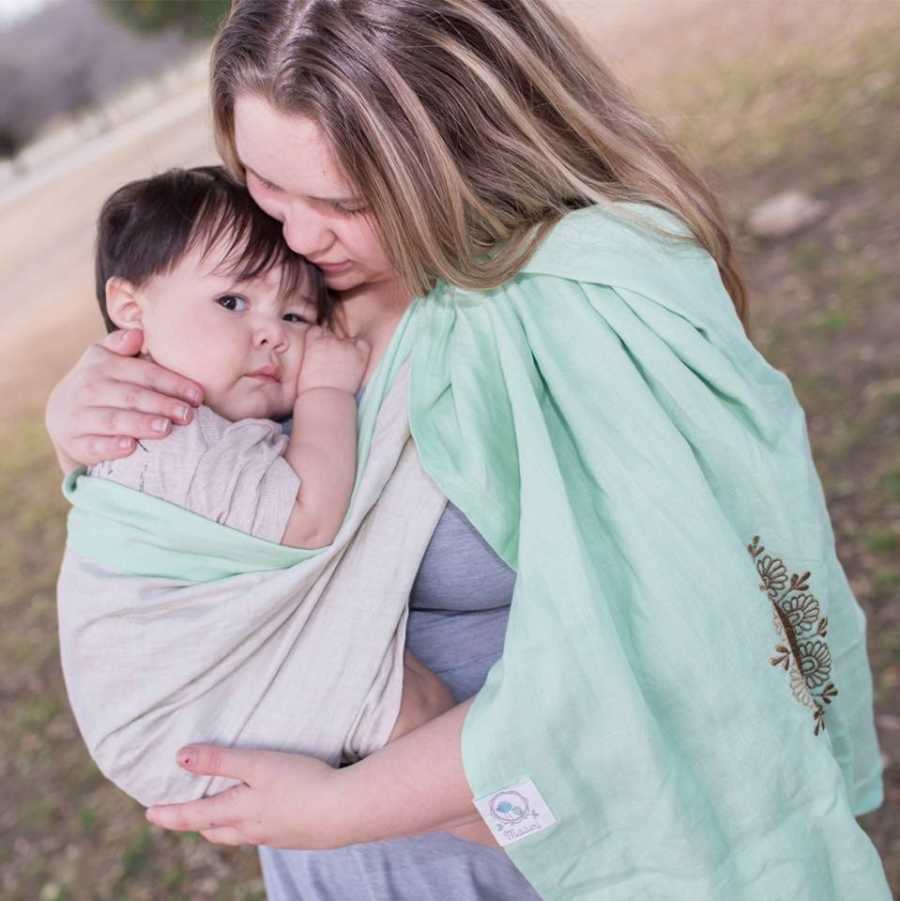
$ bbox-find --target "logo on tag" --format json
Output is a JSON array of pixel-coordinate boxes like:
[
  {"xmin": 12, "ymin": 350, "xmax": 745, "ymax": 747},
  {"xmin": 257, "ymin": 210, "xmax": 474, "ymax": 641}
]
[{"xmin": 473, "ymin": 778, "xmax": 558, "ymax": 847}]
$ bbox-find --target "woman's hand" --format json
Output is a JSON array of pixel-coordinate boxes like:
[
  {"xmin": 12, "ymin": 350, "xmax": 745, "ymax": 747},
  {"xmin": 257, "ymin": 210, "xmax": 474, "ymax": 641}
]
[
  {"xmin": 146, "ymin": 702, "xmax": 501, "ymax": 850},
  {"xmin": 145, "ymin": 746, "xmax": 346, "ymax": 849},
  {"xmin": 45, "ymin": 329, "xmax": 203, "ymax": 473}
]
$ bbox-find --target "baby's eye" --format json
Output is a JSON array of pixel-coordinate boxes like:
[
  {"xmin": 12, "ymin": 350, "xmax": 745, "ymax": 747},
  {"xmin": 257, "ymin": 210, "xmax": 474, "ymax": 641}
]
[
  {"xmin": 283, "ymin": 312, "xmax": 311, "ymax": 324},
  {"xmin": 216, "ymin": 294, "xmax": 248, "ymax": 312}
]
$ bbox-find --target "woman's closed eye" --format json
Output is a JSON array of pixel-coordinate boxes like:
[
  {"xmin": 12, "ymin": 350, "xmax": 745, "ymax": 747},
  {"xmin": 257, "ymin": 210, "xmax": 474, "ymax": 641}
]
[
  {"xmin": 329, "ymin": 200, "xmax": 368, "ymax": 216},
  {"xmin": 282, "ymin": 312, "xmax": 311, "ymax": 324},
  {"xmin": 247, "ymin": 170, "xmax": 282, "ymax": 194},
  {"xmin": 216, "ymin": 294, "xmax": 249, "ymax": 312}
]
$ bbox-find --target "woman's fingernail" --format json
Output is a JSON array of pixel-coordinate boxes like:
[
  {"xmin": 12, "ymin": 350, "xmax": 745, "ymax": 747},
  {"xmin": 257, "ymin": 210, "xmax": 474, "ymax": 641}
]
[
  {"xmin": 118, "ymin": 438, "xmax": 134, "ymax": 450},
  {"xmin": 152, "ymin": 418, "xmax": 170, "ymax": 433},
  {"xmin": 188, "ymin": 389, "xmax": 202, "ymax": 405},
  {"xmin": 176, "ymin": 405, "xmax": 190, "ymax": 422}
]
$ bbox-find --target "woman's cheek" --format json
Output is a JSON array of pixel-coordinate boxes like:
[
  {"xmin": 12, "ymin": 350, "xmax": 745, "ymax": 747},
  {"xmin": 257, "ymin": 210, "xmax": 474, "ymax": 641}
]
[
  {"xmin": 351, "ymin": 219, "xmax": 391, "ymax": 271},
  {"xmin": 247, "ymin": 182, "xmax": 284, "ymax": 222},
  {"xmin": 261, "ymin": 197, "xmax": 286, "ymax": 223}
]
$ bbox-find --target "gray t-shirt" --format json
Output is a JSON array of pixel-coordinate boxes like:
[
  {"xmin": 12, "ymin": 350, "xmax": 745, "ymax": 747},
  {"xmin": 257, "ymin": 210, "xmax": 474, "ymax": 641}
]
[{"xmin": 259, "ymin": 501, "xmax": 542, "ymax": 901}]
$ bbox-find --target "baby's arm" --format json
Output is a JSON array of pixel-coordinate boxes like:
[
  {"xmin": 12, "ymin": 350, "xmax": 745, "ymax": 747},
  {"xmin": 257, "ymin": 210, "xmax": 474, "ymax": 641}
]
[{"xmin": 281, "ymin": 328, "xmax": 369, "ymax": 549}]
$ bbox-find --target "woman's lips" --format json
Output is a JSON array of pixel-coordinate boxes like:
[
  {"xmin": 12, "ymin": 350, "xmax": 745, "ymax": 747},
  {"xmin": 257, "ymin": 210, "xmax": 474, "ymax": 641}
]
[{"xmin": 315, "ymin": 260, "xmax": 352, "ymax": 273}]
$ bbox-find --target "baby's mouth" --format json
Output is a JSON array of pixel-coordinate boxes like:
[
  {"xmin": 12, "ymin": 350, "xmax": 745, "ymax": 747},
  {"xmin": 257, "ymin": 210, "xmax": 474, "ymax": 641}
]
[{"xmin": 247, "ymin": 365, "xmax": 282, "ymax": 383}]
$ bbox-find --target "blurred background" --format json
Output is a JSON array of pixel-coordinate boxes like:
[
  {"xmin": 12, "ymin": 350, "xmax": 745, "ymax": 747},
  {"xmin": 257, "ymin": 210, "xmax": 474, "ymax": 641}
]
[{"xmin": 0, "ymin": 0, "xmax": 897, "ymax": 897}]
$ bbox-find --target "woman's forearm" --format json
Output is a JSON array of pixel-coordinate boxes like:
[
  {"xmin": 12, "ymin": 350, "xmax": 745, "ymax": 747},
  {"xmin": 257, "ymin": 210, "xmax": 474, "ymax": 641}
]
[
  {"xmin": 144, "ymin": 698, "xmax": 498, "ymax": 850},
  {"xmin": 334, "ymin": 698, "xmax": 498, "ymax": 847}
]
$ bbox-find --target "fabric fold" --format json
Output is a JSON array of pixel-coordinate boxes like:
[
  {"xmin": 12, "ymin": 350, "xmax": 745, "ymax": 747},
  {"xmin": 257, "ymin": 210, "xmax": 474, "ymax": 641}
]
[{"xmin": 408, "ymin": 204, "xmax": 888, "ymax": 899}]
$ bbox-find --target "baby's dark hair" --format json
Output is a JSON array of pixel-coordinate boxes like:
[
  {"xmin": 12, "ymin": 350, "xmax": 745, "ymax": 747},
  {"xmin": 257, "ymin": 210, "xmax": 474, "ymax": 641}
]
[{"xmin": 95, "ymin": 165, "xmax": 333, "ymax": 332}]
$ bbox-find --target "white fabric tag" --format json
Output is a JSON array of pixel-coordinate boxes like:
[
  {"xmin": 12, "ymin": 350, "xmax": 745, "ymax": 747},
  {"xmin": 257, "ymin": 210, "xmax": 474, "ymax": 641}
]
[{"xmin": 472, "ymin": 778, "xmax": 559, "ymax": 847}]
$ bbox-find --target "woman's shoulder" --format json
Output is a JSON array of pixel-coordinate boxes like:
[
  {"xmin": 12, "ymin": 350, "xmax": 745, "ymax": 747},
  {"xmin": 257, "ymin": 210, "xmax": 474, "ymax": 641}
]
[
  {"xmin": 506, "ymin": 202, "xmax": 735, "ymax": 336},
  {"xmin": 426, "ymin": 202, "xmax": 741, "ymax": 343},
  {"xmin": 544, "ymin": 200, "xmax": 692, "ymax": 240},
  {"xmin": 523, "ymin": 202, "xmax": 705, "ymax": 278}
]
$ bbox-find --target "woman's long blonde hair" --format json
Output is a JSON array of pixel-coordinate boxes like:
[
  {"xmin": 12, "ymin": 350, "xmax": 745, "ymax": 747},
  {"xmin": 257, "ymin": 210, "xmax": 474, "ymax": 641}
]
[{"xmin": 211, "ymin": 0, "xmax": 748, "ymax": 321}]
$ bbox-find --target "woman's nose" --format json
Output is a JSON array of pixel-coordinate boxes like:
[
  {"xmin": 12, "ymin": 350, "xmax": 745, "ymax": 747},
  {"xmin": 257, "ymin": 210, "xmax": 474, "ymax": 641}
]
[{"xmin": 281, "ymin": 209, "xmax": 334, "ymax": 258}]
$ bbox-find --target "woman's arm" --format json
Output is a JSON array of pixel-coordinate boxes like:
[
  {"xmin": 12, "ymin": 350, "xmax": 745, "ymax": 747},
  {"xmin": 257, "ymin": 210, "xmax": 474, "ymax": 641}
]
[
  {"xmin": 146, "ymin": 698, "xmax": 499, "ymax": 849},
  {"xmin": 45, "ymin": 329, "xmax": 203, "ymax": 473},
  {"xmin": 338, "ymin": 697, "xmax": 491, "ymax": 844}
]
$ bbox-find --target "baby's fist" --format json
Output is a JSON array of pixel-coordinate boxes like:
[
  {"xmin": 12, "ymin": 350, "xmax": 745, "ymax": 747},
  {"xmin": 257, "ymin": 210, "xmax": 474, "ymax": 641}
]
[{"xmin": 297, "ymin": 327, "xmax": 370, "ymax": 395}]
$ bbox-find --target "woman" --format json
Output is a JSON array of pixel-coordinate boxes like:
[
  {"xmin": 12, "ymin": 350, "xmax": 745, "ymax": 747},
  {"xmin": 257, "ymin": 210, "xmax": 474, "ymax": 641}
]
[{"xmin": 47, "ymin": 1, "xmax": 888, "ymax": 898}]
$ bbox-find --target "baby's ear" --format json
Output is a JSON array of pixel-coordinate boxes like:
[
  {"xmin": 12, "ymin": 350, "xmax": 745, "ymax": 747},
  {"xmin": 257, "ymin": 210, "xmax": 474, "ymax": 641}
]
[{"xmin": 104, "ymin": 277, "xmax": 145, "ymax": 331}]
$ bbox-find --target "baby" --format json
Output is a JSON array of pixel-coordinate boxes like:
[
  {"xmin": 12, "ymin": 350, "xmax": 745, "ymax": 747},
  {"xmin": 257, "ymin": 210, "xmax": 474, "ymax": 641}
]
[{"xmin": 84, "ymin": 165, "xmax": 450, "ymax": 752}]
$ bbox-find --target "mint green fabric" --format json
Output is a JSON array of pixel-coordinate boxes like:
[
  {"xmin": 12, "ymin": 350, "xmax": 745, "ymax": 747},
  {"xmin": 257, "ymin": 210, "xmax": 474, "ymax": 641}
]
[
  {"xmin": 408, "ymin": 206, "xmax": 888, "ymax": 899},
  {"xmin": 63, "ymin": 466, "xmax": 315, "ymax": 579}
]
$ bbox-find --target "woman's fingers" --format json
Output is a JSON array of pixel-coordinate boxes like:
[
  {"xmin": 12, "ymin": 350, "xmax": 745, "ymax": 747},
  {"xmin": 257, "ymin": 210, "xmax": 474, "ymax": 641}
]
[
  {"xmin": 145, "ymin": 746, "xmax": 271, "ymax": 832},
  {"xmin": 64, "ymin": 435, "xmax": 138, "ymax": 467},
  {"xmin": 100, "ymin": 328, "xmax": 144, "ymax": 357},
  {"xmin": 148, "ymin": 748, "xmax": 340, "ymax": 849},
  {"xmin": 74, "ymin": 407, "xmax": 175, "ymax": 441},
  {"xmin": 177, "ymin": 744, "xmax": 263, "ymax": 782},
  {"xmin": 199, "ymin": 826, "xmax": 248, "ymax": 846},
  {"xmin": 146, "ymin": 783, "xmax": 253, "ymax": 832},
  {"xmin": 98, "ymin": 378, "xmax": 198, "ymax": 427},
  {"xmin": 46, "ymin": 330, "xmax": 204, "ymax": 469},
  {"xmin": 57, "ymin": 396, "xmax": 197, "ymax": 467},
  {"xmin": 105, "ymin": 355, "xmax": 203, "ymax": 408}
]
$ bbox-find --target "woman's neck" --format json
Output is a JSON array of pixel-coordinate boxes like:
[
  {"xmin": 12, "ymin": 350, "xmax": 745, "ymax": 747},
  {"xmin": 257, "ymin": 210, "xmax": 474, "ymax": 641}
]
[{"xmin": 334, "ymin": 276, "xmax": 414, "ymax": 387}]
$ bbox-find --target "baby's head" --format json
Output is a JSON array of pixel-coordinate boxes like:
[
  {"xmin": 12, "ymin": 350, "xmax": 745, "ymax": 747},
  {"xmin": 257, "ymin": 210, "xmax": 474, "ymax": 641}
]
[{"xmin": 96, "ymin": 165, "xmax": 331, "ymax": 421}]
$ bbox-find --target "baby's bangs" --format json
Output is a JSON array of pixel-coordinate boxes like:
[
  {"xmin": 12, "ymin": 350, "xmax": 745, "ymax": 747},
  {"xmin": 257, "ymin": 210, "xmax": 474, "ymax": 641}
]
[
  {"xmin": 190, "ymin": 189, "xmax": 333, "ymax": 325},
  {"xmin": 189, "ymin": 190, "xmax": 311, "ymax": 296}
]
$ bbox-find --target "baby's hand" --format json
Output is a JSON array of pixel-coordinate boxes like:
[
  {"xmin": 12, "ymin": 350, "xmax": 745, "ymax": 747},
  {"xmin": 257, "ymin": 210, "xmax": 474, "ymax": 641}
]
[{"xmin": 296, "ymin": 326, "xmax": 370, "ymax": 396}]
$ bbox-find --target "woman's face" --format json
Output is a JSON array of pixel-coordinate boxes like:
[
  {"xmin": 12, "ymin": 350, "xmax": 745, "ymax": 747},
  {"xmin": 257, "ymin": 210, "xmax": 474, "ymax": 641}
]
[{"xmin": 233, "ymin": 94, "xmax": 396, "ymax": 294}]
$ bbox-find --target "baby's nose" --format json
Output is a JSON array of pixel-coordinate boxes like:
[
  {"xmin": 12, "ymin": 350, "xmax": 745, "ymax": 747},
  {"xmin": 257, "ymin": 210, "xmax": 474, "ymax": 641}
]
[{"xmin": 256, "ymin": 320, "xmax": 287, "ymax": 348}]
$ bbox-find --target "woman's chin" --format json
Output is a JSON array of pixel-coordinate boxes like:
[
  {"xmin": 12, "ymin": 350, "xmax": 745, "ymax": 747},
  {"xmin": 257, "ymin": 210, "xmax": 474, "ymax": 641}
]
[{"xmin": 322, "ymin": 266, "xmax": 364, "ymax": 291}]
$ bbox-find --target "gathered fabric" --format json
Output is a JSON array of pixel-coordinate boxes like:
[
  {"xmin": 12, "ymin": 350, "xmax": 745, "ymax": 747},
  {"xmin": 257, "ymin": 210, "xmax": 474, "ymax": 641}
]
[
  {"xmin": 58, "ymin": 350, "xmax": 447, "ymax": 807},
  {"xmin": 407, "ymin": 205, "xmax": 888, "ymax": 899}
]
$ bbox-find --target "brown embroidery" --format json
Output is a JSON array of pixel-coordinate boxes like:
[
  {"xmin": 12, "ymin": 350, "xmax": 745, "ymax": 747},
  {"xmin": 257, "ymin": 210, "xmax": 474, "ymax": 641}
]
[{"xmin": 748, "ymin": 536, "xmax": 838, "ymax": 735}]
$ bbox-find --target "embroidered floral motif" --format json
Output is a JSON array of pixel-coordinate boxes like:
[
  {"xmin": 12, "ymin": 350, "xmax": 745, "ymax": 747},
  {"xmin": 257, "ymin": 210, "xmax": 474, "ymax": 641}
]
[
  {"xmin": 748, "ymin": 536, "xmax": 838, "ymax": 735},
  {"xmin": 780, "ymin": 593, "xmax": 820, "ymax": 632}
]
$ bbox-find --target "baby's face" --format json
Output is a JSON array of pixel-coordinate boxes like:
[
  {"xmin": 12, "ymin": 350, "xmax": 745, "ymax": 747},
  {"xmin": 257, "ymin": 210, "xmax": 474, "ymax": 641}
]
[{"xmin": 136, "ymin": 241, "xmax": 316, "ymax": 421}]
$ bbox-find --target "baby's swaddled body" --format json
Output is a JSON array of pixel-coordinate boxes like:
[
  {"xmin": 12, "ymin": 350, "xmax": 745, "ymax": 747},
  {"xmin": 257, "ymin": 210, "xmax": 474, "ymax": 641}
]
[{"xmin": 58, "ymin": 360, "xmax": 448, "ymax": 806}]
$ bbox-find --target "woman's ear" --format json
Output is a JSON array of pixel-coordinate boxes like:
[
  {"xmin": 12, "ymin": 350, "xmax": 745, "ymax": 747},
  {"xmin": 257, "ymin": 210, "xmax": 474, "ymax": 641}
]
[{"xmin": 104, "ymin": 277, "xmax": 145, "ymax": 331}]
